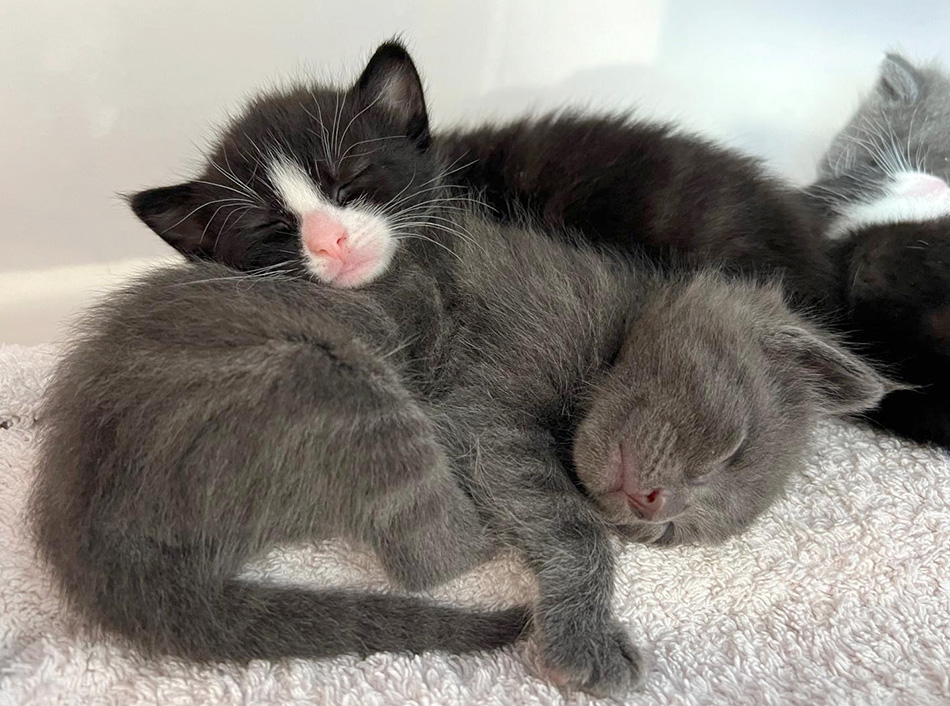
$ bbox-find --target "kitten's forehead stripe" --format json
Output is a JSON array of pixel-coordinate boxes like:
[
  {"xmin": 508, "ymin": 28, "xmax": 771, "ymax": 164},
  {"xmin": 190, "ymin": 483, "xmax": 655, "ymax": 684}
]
[{"xmin": 267, "ymin": 157, "xmax": 327, "ymax": 215}]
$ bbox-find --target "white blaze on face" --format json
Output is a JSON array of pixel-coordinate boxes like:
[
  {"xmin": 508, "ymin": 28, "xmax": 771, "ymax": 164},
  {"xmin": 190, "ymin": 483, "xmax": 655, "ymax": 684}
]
[
  {"xmin": 827, "ymin": 170, "xmax": 950, "ymax": 240},
  {"xmin": 267, "ymin": 156, "xmax": 396, "ymax": 288}
]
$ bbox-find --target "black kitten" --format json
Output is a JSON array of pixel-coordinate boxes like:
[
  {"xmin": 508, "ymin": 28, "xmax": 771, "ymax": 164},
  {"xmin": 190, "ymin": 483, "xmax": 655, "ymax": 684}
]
[
  {"xmin": 806, "ymin": 53, "xmax": 950, "ymax": 445},
  {"xmin": 129, "ymin": 43, "xmax": 835, "ymax": 311}
]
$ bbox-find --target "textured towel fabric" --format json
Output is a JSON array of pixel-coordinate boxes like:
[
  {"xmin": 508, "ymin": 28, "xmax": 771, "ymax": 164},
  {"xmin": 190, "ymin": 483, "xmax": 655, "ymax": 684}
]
[{"xmin": 1, "ymin": 343, "xmax": 948, "ymax": 706}]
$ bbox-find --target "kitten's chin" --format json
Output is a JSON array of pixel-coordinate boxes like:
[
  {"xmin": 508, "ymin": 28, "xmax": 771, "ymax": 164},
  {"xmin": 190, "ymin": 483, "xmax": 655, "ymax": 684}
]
[
  {"xmin": 305, "ymin": 243, "xmax": 395, "ymax": 289},
  {"xmin": 614, "ymin": 522, "xmax": 672, "ymax": 545}
]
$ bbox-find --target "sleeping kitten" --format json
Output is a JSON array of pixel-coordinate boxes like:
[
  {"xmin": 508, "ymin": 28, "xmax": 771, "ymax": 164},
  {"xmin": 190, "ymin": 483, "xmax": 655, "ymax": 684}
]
[
  {"xmin": 806, "ymin": 53, "xmax": 950, "ymax": 445},
  {"xmin": 130, "ymin": 42, "xmax": 446, "ymax": 288},
  {"xmin": 32, "ymin": 70, "xmax": 889, "ymax": 693},
  {"xmin": 130, "ymin": 42, "xmax": 835, "ymax": 309}
]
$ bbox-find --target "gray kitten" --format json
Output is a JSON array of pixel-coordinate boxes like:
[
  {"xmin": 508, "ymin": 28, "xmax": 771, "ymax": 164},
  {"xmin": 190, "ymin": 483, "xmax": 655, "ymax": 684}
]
[
  {"xmin": 807, "ymin": 52, "xmax": 950, "ymax": 446},
  {"xmin": 31, "ymin": 201, "xmax": 887, "ymax": 695}
]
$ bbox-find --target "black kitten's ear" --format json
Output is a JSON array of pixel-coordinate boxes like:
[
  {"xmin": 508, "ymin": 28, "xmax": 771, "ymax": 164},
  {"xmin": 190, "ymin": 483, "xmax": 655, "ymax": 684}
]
[
  {"xmin": 129, "ymin": 183, "xmax": 213, "ymax": 258},
  {"xmin": 769, "ymin": 326, "xmax": 889, "ymax": 416},
  {"xmin": 878, "ymin": 53, "xmax": 922, "ymax": 103},
  {"xmin": 356, "ymin": 41, "xmax": 429, "ymax": 146}
]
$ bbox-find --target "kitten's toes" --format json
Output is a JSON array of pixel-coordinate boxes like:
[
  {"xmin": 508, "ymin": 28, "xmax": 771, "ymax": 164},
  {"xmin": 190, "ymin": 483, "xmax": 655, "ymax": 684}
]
[{"xmin": 540, "ymin": 621, "xmax": 644, "ymax": 696}]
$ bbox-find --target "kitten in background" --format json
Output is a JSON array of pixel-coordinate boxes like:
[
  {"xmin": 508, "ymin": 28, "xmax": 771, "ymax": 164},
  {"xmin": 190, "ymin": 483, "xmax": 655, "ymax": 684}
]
[{"xmin": 807, "ymin": 53, "xmax": 950, "ymax": 445}]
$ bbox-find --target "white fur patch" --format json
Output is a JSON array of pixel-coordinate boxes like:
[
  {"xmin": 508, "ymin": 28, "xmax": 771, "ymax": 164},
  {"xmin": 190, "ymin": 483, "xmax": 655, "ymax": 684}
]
[
  {"xmin": 267, "ymin": 157, "xmax": 328, "ymax": 214},
  {"xmin": 827, "ymin": 171, "xmax": 950, "ymax": 240},
  {"xmin": 266, "ymin": 156, "xmax": 396, "ymax": 287}
]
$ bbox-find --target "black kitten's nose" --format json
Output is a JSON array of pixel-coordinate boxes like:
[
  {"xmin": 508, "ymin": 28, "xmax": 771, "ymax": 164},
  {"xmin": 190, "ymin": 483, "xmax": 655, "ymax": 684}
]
[{"xmin": 627, "ymin": 487, "xmax": 669, "ymax": 521}]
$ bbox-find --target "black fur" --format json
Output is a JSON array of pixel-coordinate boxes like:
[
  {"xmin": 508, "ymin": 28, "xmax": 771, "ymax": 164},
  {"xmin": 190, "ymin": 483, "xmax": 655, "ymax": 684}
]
[{"xmin": 436, "ymin": 113, "xmax": 837, "ymax": 311}]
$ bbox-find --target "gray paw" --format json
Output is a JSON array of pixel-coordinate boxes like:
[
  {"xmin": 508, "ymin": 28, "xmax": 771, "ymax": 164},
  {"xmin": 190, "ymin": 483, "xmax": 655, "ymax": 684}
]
[{"xmin": 541, "ymin": 620, "xmax": 643, "ymax": 696}]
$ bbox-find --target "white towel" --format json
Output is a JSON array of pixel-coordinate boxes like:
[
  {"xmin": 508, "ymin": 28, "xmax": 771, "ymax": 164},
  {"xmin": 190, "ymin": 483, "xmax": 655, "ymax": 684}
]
[{"xmin": 1, "ymin": 343, "xmax": 948, "ymax": 706}]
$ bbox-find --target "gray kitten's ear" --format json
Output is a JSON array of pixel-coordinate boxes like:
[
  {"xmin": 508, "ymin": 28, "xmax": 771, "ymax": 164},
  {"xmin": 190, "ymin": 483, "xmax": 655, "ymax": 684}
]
[
  {"xmin": 878, "ymin": 53, "xmax": 922, "ymax": 103},
  {"xmin": 770, "ymin": 326, "xmax": 888, "ymax": 416},
  {"xmin": 356, "ymin": 41, "xmax": 429, "ymax": 146},
  {"xmin": 128, "ymin": 182, "xmax": 215, "ymax": 259}
]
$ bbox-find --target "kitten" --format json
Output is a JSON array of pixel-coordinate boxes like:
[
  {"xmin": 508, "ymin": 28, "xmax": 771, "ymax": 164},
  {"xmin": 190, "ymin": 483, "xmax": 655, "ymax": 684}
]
[
  {"xmin": 130, "ymin": 42, "xmax": 447, "ymax": 288},
  {"xmin": 425, "ymin": 219, "xmax": 887, "ymax": 695},
  {"xmin": 806, "ymin": 53, "xmax": 950, "ymax": 445},
  {"xmin": 33, "ymin": 193, "xmax": 888, "ymax": 698},
  {"xmin": 129, "ymin": 43, "xmax": 835, "ymax": 309}
]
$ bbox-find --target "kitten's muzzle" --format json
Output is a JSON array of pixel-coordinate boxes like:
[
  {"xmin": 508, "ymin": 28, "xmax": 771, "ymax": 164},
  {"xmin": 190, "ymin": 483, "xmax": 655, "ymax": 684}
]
[{"xmin": 606, "ymin": 440, "xmax": 684, "ymax": 522}]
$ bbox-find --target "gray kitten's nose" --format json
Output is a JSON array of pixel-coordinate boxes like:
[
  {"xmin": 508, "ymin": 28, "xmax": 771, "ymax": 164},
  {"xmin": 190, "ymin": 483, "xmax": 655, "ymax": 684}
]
[{"xmin": 627, "ymin": 487, "xmax": 669, "ymax": 521}]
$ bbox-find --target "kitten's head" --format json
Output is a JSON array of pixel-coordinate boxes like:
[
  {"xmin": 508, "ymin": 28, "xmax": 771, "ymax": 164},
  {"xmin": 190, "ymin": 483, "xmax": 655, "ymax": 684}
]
[
  {"xmin": 819, "ymin": 53, "xmax": 950, "ymax": 190},
  {"xmin": 573, "ymin": 276, "xmax": 888, "ymax": 546},
  {"xmin": 130, "ymin": 41, "xmax": 442, "ymax": 287},
  {"xmin": 817, "ymin": 53, "xmax": 950, "ymax": 239}
]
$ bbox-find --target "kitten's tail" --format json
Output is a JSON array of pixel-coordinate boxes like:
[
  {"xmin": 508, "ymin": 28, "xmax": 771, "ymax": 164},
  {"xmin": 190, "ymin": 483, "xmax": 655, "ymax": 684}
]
[
  {"xmin": 142, "ymin": 580, "xmax": 528, "ymax": 661},
  {"xmin": 45, "ymin": 541, "xmax": 529, "ymax": 661}
]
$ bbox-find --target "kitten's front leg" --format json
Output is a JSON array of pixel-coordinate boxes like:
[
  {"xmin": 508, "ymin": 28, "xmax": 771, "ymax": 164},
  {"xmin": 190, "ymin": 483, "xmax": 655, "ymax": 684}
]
[
  {"xmin": 466, "ymin": 427, "xmax": 643, "ymax": 696},
  {"xmin": 525, "ymin": 492, "xmax": 642, "ymax": 696}
]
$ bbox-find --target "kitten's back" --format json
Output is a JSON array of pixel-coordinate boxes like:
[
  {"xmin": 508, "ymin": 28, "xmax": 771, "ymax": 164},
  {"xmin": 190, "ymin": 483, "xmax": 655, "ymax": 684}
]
[
  {"xmin": 30, "ymin": 261, "xmax": 527, "ymax": 661},
  {"xmin": 437, "ymin": 113, "xmax": 834, "ymax": 308}
]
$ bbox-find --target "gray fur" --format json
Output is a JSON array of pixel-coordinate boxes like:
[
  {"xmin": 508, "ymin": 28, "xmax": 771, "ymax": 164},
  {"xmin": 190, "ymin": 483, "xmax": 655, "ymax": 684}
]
[
  {"xmin": 31, "ymin": 205, "xmax": 888, "ymax": 695},
  {"xmin": 32, "ymin": 255, "xmax": 522, "ymax": 661}
]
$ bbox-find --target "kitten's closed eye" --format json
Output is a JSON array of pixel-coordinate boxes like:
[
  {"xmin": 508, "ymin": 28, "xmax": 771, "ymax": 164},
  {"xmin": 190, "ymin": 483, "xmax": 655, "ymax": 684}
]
[
  {"xmin": 686, "ymin": 428, "xmax": 747, "ymax": 486},
  {"xmin": 715, "ymin": 425, "xmax": 749, "ymax": 468},
  {"xmin": 686, "ymin": 471, "xmax": 713, "ymax": 487},
  {"xmin": 333, "ymin": 166, "xmax": 372, "ymax": 206},
  {"xmin": 261, "ymin": 215, "xmax": 295, "ymax": 231},
  {"xmin": 725, "ymin": 435, "xmax": 750, "ymax": 468},
  {"xmin": 331, "ymin": 184, "xmax": 358, "ymax": 207}
]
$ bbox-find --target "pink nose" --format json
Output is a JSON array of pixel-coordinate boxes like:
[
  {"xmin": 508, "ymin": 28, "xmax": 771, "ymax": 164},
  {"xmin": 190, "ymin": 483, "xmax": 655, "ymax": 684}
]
[
  {"xmin": 895, "ymin": 173, "xmax": 949, "ymax": 197},
  {"xmin": 301, "ymin": 211, "xmax": 349, "ymax": 259},
  {"xmin": 627, "ymin": 487, "xmax": 669, "ymax": 521}
]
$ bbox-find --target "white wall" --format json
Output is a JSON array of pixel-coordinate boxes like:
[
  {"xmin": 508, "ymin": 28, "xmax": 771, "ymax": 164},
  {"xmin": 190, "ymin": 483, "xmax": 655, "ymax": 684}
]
[{"xmin": 2, "ymin": 0, "xmax": 948, "ymax": 343}]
